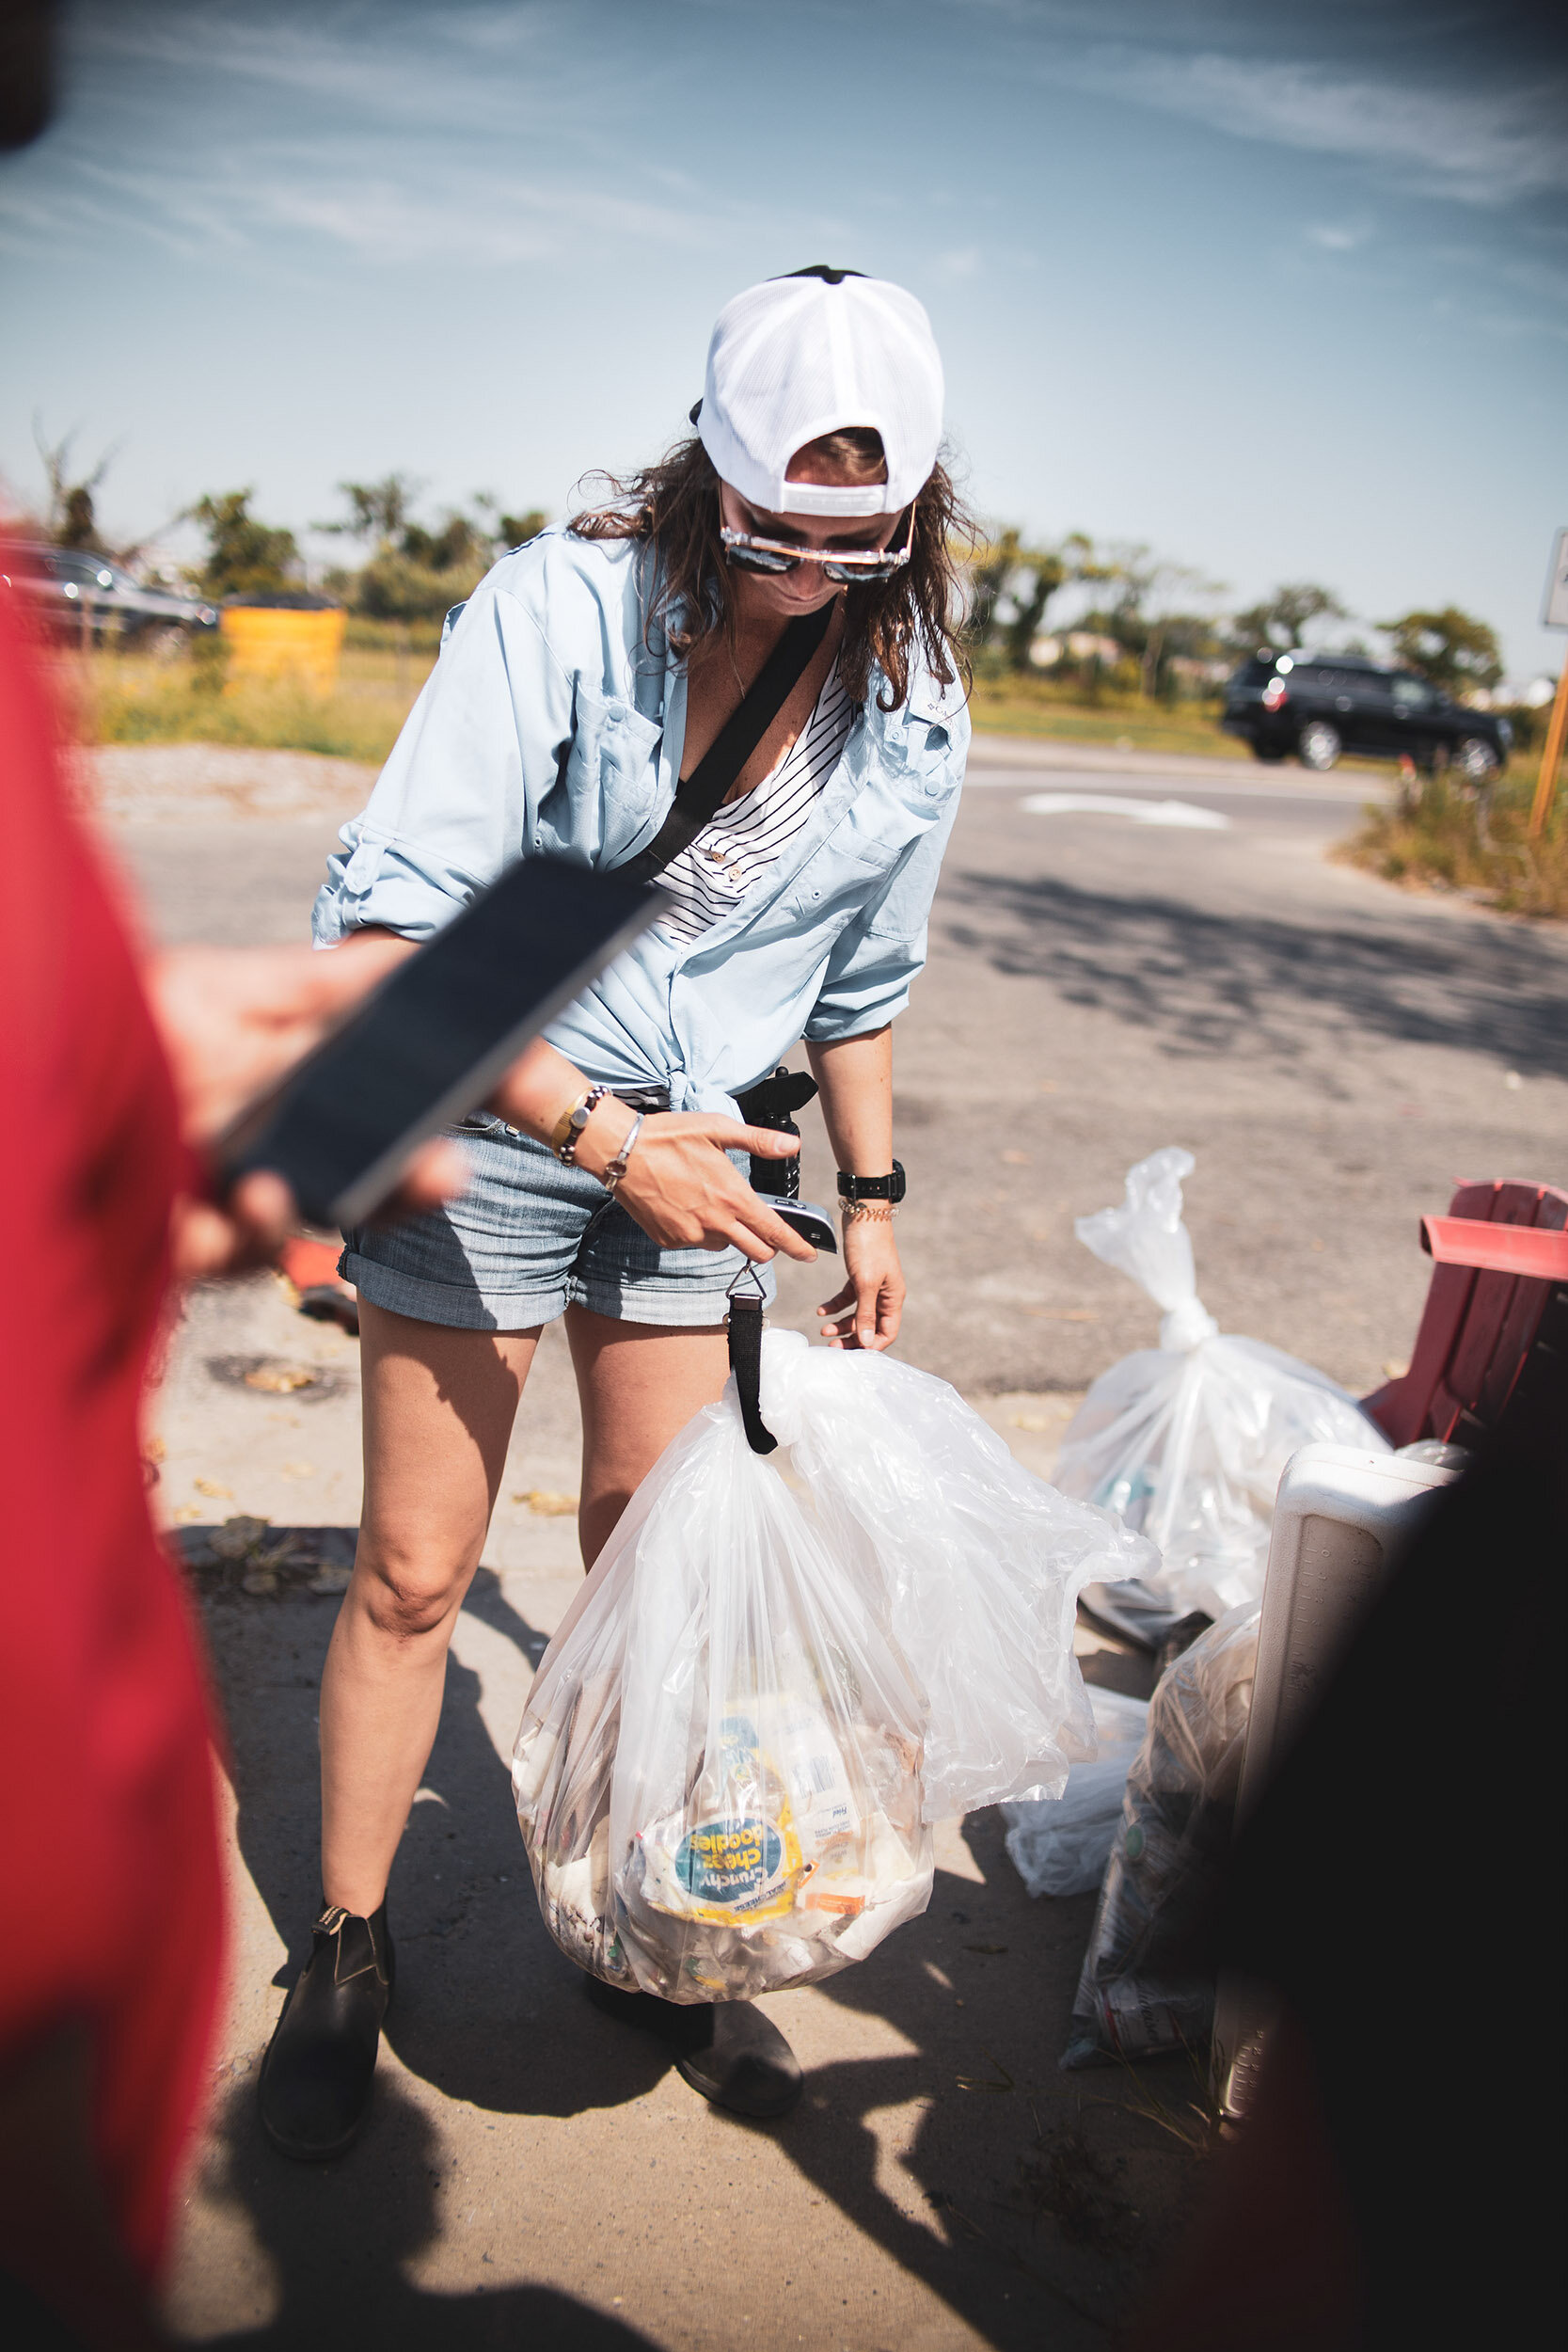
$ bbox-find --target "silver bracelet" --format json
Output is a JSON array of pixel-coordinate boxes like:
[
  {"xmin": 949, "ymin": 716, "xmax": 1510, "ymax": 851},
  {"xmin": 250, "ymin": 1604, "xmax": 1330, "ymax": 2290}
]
[{"xmin": 599, "ymin": 1112, "xmax": 644, "ymax": 1194}]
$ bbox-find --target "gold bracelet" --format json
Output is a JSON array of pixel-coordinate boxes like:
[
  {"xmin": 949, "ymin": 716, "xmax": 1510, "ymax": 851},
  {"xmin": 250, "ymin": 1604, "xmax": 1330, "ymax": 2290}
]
[{"xmin": 841, "ymin": 1200, "xmax": 898, "ymax": 1225}]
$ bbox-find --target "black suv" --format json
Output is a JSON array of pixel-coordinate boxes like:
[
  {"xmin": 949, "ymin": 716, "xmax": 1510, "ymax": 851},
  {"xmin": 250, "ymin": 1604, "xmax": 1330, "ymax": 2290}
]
[
  {"xmin": 1221, "ymin": 651, "xmax": 1511, "ymax": 778},
  {"xmin": 0, "ymin": 540, "xmax": 219, "ymax": 645}
]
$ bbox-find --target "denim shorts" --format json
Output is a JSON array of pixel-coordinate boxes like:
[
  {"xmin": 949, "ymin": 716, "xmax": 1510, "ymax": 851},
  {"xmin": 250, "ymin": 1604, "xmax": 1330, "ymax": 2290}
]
[{"xmin": 340, "ymin": 1115, "xmax": 774, "ymax": 1332}]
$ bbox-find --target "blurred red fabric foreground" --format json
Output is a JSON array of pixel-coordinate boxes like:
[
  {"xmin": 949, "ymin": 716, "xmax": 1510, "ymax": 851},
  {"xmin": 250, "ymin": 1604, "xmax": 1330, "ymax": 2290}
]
[{"xmin": 0, "ymin": 581, "xmax": 224, "ymax": 2277}]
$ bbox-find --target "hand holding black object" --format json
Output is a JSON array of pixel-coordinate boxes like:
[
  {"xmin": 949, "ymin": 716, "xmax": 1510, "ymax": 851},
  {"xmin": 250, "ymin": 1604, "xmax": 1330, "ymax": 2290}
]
[{"xmin": 593, "ymin": 1111, "xmax": 816, "ymax": 1265}]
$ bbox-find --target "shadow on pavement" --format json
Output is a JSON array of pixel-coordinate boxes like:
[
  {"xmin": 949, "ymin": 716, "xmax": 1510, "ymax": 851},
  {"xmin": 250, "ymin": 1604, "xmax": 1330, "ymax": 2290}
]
[
  {"xmin": 761, "ymin": 1806, "xmax": 1199, "ymax": 2348},
  {"xmin": 185, "ymin": 2076, "xmax": 657, "ymax": 2350},
  {"xmin": 940, "ymin": 868, "xmax": 1568, "ymax": 1076},
  {"xmin": 204, "ymin": 1549, "xmax": 1198, "ymax": 2349},
  {"xmin": 208, "ymin": 1553, "xmax": 670, "ymax": 2119}
]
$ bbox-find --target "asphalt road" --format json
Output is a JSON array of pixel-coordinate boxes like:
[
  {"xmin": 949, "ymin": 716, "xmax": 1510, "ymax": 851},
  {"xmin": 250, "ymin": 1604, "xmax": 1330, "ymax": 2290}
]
[
  {"xmin": 103, "ymin": 737, "xmax": 1566, "ymax": 2350},
  {"xmin": 109, "ymin": 738, "xmax": 1568, "ymax": 1396}
]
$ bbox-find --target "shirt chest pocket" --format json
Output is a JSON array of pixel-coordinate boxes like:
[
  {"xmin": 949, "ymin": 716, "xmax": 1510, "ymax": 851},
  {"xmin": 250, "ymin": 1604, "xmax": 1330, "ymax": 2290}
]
[
  {"xmin": 776, "ymin": 834, "xmax": 903, "ymax": 930},
  {"xmin": 564, "ymin": 686, "xmax": 664, "ymax": 855}
]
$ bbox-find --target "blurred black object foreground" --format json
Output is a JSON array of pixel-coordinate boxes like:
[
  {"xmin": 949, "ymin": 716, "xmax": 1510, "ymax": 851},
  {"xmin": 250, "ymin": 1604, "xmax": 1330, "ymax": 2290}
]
[
  {"xmin": 1125, "ymin": 1358, "xmax": 1565, "ymax": 2348},
  {"xmin": 0, "ymin": 1, "xmax": 55, "ymax": 151}
]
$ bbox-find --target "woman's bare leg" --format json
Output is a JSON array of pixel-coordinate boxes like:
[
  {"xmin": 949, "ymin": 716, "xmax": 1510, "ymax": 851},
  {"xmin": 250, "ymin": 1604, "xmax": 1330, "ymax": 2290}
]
[
  {"xmin": 320, "ymin": 1298, "xmax": 542, "ymax": 1915},
  {"xmin": 565, "ymin": 1310, "xmax": 730, "ymax": 1565}
]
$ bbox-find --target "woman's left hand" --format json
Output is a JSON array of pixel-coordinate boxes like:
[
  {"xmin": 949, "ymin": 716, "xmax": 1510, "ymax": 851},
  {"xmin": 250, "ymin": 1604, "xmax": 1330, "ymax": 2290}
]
[{"xmin": 816, "ymin": 1216, "xmax": 905, "ymax": 1350}]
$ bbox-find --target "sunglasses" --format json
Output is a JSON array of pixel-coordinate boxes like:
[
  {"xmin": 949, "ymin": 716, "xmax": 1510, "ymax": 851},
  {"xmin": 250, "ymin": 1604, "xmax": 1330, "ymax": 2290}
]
[{"xmin": 721, "ymin": 511, "xmax": 912, "ymax": 585}]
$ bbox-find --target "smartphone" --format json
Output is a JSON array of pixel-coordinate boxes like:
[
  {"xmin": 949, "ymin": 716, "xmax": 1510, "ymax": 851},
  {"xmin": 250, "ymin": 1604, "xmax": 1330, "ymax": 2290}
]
[
  {"xmin": 769, "ymin": 1200, "xmax": 838, "ymax": 1252},
  {"xmin": 217, "ymin": 856, "xmax": 661, "ymax": 1230}
]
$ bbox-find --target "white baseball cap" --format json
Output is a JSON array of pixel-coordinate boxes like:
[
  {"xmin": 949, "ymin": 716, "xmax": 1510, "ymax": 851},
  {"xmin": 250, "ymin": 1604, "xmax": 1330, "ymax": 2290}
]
[{"xmin": 695, "ymin": 265, "xmax": 944, "ymax": 519}]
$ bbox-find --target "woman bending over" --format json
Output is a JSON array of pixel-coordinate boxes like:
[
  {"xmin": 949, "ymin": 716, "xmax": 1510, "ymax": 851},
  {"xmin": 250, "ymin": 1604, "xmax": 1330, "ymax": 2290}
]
[{"xmin": 260, "ymin": 266, "xmax": 973, "ymax": 2155}]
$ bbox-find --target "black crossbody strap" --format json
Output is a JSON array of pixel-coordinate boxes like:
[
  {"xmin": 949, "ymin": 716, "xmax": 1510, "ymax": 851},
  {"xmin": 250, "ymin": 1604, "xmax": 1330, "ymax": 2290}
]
[{"xmin": 622, "ymin": 599, "xmax": 835, "ymax": 885}]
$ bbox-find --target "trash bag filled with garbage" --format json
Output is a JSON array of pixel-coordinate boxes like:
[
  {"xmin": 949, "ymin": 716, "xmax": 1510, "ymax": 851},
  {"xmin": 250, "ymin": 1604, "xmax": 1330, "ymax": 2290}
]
[
  {"xmin": 1054, "ymin": 1149, "xmax": 1388, "ymax": 1620},
  {"xmin": 765, "ymin": 1332, "xmax": 1152, "ymax": 1819},
  {"xmin": 514, "ymin": 1330, "xmax": 1153, "ymax": 2001},
  {"xmin": 1061, "ymin": 1604, "xmax": 1258, "ymax": 2068}
]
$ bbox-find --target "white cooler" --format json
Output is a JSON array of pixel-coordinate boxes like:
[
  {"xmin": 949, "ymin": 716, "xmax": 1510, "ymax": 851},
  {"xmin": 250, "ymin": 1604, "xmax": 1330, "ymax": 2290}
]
[{"xmin": 1216, "ymin": 1442, "xmax": 1461, "ymax": 2119}]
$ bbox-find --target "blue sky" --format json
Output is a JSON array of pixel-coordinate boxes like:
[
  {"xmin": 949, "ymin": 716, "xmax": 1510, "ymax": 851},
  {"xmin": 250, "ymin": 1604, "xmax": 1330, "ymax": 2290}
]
[{"xmin": 2, "ymin": 0, "xmax": 1564, "ymax": 675}]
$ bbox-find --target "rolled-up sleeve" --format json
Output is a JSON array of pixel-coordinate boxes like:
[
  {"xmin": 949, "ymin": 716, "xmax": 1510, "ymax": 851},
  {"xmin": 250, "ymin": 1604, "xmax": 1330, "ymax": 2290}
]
[
  {"xmin": 312, "ymin": 583, "xmax": 576, "ymax": 946},
  {"xmin": 803, "ymin": 786, "xmax": 961, "ymax": 1040}
]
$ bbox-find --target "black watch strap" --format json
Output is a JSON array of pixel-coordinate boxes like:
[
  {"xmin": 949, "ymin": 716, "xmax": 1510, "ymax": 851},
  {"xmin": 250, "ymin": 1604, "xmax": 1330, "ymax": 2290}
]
[{"xmin": 837, "ymin": 1161, "xmax": 906, "ymax": 1203}]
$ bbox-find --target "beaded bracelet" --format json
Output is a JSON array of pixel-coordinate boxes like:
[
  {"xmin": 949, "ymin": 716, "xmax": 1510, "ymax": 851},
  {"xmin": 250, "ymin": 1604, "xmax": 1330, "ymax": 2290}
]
[{"xmin": 552, "ymin": 1084, "xmax": 610, "ymax": 1165}]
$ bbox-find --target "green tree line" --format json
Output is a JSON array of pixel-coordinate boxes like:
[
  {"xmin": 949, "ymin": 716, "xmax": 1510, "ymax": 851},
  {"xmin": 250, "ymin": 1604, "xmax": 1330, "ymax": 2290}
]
[
  {"xmin": 961, "ymin": 526, "xmax": 1506, "ymax": 703},
  {"xmin": 23, "ymin": 428, "xmax": 1509, "ymax": 701}
]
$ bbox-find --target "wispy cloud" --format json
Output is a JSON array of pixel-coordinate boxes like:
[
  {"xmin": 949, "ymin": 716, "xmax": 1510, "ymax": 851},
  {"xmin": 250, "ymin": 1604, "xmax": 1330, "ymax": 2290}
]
[
  {"xmin": 1306, "ymin": 223, "xmax": 1370, "ymax": 253},
  {"xmin": 4, "ymin": 3, "xmax": 817, "ymax": 271},
  {"xmin": 1053, "ymin": 42, "xmax": 1568, "ymax": 208},
  {"xmin": 81, "ymin": 2, "xmax": 575, "ymax": 134},
  {"xmin": 2, "ymin": 142, "xmax": 731, "ymax": 270}
]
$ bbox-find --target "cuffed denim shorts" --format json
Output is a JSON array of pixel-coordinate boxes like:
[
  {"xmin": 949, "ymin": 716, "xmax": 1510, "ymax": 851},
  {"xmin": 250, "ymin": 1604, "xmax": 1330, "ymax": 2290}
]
[{"xmin": 340, "ymin": 1114, "xmax": 773, "ymax": 1332}]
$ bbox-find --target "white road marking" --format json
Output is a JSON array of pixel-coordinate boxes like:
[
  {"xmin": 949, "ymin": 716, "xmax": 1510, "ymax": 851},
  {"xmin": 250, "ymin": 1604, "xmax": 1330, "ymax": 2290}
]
[{"xmin": 1019, "ymin": 792, "xmax": 1232, "ymax": 829}]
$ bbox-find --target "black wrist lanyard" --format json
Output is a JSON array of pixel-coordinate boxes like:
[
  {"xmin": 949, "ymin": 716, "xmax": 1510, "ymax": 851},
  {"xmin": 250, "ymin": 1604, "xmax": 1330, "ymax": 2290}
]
[{"xmin": 725, "ymin": 1266, "xmax": 777, "ymax": 1457}]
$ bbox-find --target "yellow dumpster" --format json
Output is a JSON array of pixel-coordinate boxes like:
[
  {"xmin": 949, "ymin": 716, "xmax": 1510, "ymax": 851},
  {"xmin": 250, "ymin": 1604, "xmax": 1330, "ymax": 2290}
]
[{"xmin": 221, "ymin": 603, "xmax": 345, "ymax": 693}]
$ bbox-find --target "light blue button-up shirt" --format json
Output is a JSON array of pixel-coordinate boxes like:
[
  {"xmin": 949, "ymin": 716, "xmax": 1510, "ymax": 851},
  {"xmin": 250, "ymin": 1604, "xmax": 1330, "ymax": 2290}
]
[{"xmin": 312, "ymin": 525, "xmax": 969, "ymax": 1113}]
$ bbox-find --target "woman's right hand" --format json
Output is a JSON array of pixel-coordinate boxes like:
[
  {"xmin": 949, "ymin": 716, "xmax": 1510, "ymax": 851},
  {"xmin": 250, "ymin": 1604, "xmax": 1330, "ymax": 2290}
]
[{"xmin": 583, "ymin": 1111, "xmax": 816, "ymax": 1263}]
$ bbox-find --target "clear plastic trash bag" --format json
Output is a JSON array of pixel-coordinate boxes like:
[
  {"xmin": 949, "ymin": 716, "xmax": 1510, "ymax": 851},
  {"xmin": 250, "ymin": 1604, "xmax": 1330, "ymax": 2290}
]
[
  {"xmin": 1001, "ymin": 1686, "xmax": 1150, "ymax": 1899},
  {"xmin": 513, "ymin": 1331, "xmax": 1153, "ymax": 1999},
  {"xmin": 758, "ymin": 1330, "xmax": 1156, "ymax": 1820},
  {"xmin": 1061, "ymin": 1604, "xmax": 1258, "ymax": 2068},
  {"xmin": 513, "ymin": 1364, "xmax": 936, "ymax": 2002},
  {"xmin": 1054, "ymin": 1148, "xmax": 1388, "ymax": 1619}
]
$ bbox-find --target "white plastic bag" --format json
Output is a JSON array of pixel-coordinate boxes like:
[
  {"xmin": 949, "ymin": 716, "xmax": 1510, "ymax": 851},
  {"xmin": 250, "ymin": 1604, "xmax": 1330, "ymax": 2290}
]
[
  {"xmin": 1054, "ymin": 1150, "xmax": 1388, "ymax": 1618},
  {"xmin": 514, "ymin": 1330, "xmax": 1155, "ymax": 1998},
  {"xmin": 513, "ymin": 1369, "xmax": 935, "ymax": 2002},
  {"xmin": 757, "ymin": 1330, "xmax": 1156, "ymax": 1818},
  {"xmin": 1062, "ymin": 1605, "xmax": 1258, "ymax": 2067},
  {"xmin": 1001, "ymin": 1687, "xmax": 1150, "ymax": 1898}
]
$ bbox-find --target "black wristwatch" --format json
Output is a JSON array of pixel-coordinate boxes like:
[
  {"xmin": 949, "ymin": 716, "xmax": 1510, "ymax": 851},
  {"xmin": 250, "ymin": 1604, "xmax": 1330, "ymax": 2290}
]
[{"xmin": 837, "ymin": 1162, "xmax": 907, "ymax": 1203}]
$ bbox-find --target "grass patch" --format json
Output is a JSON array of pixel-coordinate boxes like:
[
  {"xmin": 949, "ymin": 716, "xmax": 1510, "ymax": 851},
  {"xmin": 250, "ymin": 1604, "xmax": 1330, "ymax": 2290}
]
[
  {"xmin": 62, "ymin": 643, "xmax": 433, "ymax": 764},
  {"xmin": 64, "ymin": 641, "xmax": 1418, "ymax": 799},
  {"xmin": 75, "ymin": 640, "xmax": 1257, "ymax": 767},
  {"xmin": 967, "ymin": 675, "xmax": 1249, "ymax": 758},
  {"xmin": 1339, "ymin": 768, "xmax": 1567, "ymax": 918}
]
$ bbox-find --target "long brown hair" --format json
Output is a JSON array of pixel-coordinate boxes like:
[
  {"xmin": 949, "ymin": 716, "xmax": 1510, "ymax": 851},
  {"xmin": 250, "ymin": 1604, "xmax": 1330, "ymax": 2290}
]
[{"xmin": 571, "ymin": 432, "xmax": 974, "ymax": 712}]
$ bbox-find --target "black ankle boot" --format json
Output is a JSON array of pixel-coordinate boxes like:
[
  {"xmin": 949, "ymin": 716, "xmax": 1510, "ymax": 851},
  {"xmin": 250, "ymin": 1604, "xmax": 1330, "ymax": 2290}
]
[
  {"xmin": 583, "ymin": 1974, "xmax": 802, "ymax": 2120},
  {"xmin": 259, "ymin": 1902, "xmax": 394, "ymax": 2160}
]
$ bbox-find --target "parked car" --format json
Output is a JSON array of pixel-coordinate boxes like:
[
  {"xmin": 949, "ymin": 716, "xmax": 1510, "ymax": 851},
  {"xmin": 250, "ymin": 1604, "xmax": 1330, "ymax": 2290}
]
[
  {"xmin": 1221, "ymin": 651, "xmax": 1511, "ymax": 779},
  {"xmin": 0, "ymin": 539, "xmax": 219, "ymax": 646}
]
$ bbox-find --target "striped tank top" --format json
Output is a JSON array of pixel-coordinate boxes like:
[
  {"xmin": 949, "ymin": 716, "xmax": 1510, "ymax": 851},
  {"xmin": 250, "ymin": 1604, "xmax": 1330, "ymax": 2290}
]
[{"xmin": 656, "ymin": 665, "xmax": 856, "ymax": 946}]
